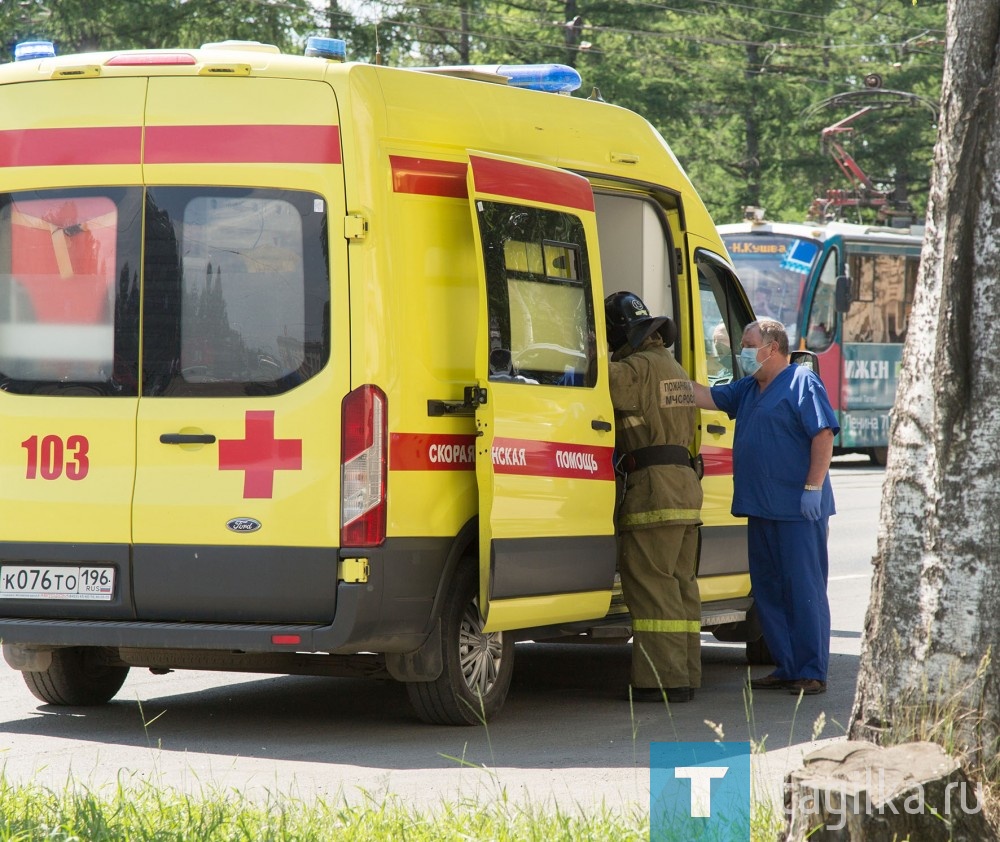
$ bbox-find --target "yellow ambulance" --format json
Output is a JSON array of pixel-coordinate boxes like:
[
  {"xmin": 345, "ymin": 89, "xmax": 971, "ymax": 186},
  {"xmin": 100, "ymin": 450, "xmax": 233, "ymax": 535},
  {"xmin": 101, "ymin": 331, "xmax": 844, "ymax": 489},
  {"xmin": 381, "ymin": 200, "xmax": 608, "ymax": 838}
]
[{"xmin": 0, "ymin": 38, "xmax": 758, "ymax": 724}]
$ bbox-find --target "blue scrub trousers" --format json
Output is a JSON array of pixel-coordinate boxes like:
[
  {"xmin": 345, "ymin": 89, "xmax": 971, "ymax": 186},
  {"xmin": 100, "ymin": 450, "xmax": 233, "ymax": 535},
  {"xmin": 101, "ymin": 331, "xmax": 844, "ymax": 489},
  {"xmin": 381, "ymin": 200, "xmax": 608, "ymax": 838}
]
[{"xmin": 747, "ymin": 516, "xmax": 831, "ymax": 682}]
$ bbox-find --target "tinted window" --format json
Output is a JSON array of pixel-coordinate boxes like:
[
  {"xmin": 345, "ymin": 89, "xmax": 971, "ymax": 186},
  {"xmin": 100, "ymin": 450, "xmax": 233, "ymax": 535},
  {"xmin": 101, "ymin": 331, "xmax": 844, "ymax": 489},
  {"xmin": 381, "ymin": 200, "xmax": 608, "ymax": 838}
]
[
  {"xmin": 477, "ymin": 202, "xmax": 596, "ymax": 387},
  {"xmin": 0, "ymin": 188, "xmax": 142, "ymax": 396},
  {"xmin": 805, "ymin": 249, "xmax": 838, "ymax": 352},
  {"xmin": 843, "ymin": 249, "xmax": 919, "ymax": 345},
  {"xmin": 142, "ymin": 188, "xmax": 330, "ymax": 397},
  {"xmin": 722, "ymin": 232, "xmax": 818, "ymax": 346}
]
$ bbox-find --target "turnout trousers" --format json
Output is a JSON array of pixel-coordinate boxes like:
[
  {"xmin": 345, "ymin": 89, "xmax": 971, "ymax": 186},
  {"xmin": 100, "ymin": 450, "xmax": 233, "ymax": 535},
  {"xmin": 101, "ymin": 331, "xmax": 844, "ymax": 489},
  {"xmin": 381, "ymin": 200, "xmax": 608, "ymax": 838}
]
[
  {"xmin": 619, "ymin": 522, "xmax": 701, "ymax": 689},
  {"xmin": 748, "ymin": 516, "xmax": 831, "ymax": 682}
]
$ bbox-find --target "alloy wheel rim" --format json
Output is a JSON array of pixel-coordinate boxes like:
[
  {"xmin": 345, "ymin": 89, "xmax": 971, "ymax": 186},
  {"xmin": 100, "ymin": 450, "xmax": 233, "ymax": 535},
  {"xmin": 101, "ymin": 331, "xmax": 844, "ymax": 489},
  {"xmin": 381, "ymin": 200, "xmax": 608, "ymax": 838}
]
[{"xmin": 459, "ymin": 603, "xmax": 503, "ymax": 697}]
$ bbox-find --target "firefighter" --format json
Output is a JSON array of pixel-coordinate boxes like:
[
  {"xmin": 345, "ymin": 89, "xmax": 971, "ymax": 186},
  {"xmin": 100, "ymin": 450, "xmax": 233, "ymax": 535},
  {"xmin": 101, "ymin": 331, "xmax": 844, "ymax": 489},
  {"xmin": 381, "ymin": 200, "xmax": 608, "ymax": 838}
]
[{"xmin": 605, "ymin": 292, "xmax": 704, "ymax": 703}]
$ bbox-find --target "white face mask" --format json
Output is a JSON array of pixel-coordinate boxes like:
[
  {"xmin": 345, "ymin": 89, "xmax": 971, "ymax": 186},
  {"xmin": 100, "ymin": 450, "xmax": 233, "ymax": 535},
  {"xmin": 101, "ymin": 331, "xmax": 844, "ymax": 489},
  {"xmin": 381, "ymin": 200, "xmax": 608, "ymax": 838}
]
[{"xmin": 740, "ymin": 344, "xmax": 770, "ymax": 376}]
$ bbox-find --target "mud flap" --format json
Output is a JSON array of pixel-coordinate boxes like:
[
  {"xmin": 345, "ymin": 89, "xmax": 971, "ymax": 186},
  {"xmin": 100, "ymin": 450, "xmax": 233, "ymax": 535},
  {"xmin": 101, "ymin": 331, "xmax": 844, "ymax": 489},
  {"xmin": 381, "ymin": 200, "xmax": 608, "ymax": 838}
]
[{"xmin": 385, "ymin": 619, "xmax": 443, "ymax": 682}]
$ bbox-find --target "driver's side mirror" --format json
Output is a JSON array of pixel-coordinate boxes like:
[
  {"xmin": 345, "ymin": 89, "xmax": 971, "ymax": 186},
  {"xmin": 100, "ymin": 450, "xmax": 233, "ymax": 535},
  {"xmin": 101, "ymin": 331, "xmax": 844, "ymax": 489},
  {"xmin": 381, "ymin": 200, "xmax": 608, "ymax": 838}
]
[
  {"xmin": 835, "ymin": 275, "xmax": 852, "ymax": 314},
  {"xmin": 790, "ymin": 349, "xmax": 819, "ymax": 372}
]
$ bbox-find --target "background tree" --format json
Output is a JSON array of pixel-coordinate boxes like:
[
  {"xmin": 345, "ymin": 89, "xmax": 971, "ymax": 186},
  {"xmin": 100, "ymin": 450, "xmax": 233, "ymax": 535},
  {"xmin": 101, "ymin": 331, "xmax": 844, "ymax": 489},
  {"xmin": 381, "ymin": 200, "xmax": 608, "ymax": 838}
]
[
  {"xmin": 1, "ymin": 0, "xmax": 321, "ymax": 55},
  {"xmin": 1, "ymin": 0, "xmax": 947, "ymax": 224},
  {"xmin": 850, "ymin": 0, "xmax": 1000, "ymax": 769},
  {"xmin": 363, "ymin": 0, "xmax": 944, "ymax": 224}
]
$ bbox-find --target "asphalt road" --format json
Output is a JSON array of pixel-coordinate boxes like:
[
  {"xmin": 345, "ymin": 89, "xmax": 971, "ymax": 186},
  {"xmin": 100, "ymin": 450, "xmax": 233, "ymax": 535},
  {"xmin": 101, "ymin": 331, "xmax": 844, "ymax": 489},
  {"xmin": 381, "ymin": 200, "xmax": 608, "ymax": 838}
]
[{"xmin": 0, "ymin": 457, "xmax": 883, "ymax": 813}]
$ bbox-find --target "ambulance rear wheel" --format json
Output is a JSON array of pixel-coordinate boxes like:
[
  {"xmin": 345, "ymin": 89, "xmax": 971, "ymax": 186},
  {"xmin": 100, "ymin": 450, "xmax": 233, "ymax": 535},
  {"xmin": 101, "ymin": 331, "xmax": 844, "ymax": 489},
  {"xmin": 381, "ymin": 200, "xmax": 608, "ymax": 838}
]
[
  {"xmin": 406, "ymin": 563, "xmax": 514, "ymax": 726},
  {"xmin": 21, "ymin": 647, "xmax": 129, "ymax": 706}
]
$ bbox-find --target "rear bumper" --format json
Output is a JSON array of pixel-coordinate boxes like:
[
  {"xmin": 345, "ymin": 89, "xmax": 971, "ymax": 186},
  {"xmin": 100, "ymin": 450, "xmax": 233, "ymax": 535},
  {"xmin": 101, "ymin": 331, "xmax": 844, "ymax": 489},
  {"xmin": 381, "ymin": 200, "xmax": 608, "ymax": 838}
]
[
  {"xmin": 0, "ymin": 582, "xmax": 413, "ymax": 654},
  {"xmin": 0, "ymin": 536, "xmax": 458, "ymax": 655}
]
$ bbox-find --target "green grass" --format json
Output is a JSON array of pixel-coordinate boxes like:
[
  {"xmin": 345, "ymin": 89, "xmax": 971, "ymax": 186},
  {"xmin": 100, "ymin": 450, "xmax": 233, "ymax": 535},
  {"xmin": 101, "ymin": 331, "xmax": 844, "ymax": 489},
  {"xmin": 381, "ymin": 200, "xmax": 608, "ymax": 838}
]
[
  {"xmin": 0, "ymin": 778, "xmax": 652, "ymax": 842},
  {"xmin": 0, "ymin": 772, "xmax": 805, "ymax": 841}
]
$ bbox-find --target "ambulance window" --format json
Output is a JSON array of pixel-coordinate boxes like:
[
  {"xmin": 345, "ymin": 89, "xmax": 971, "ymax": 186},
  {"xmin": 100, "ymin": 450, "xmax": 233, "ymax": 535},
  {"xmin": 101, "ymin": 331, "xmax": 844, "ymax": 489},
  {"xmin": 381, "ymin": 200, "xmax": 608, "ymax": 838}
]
[
  {"xmin": 697, "ymin": 251, "xmax": 752, "ymax": 384},
  {"xmin": 142, "ymin": 188, "xmax": 330, "ymax": 397},
  {"xmin": 477, "ymin": 202, "xmax": 596, "ymax": 387},
  {"xmin": 0, "ymin": 188, "xmax": 142, "ymax": 395}
]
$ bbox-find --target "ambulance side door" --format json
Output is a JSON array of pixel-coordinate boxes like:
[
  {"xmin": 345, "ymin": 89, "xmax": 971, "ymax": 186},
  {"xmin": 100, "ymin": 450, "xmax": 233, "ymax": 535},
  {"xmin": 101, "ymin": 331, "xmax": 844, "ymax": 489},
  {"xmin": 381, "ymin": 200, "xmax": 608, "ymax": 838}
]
[
  {"xmin": 0, "ymin": 78, "xmax": 146, "ymax": 613},
  {"xmin": 466, "ymin": 151, "xmax": 617, "ymax": 632},
  {"xmin": 130, "ymin": 77, "xmax": 348, "ymax": 624}
]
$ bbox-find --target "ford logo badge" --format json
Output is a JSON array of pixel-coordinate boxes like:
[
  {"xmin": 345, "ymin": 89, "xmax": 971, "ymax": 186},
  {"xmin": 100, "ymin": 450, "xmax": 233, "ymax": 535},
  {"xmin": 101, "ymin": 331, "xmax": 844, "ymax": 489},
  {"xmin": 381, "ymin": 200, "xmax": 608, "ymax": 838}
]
[{"xmin": 226, "ymin": 518, "xmax": 261, "ymax": 533}]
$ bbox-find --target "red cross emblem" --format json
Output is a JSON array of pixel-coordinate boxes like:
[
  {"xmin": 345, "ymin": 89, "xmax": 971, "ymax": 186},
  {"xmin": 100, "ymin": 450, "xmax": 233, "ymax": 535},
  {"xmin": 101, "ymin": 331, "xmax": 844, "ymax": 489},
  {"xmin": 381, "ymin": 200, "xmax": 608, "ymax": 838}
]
[{"xmin": 219, "ymin": 410, "xmax": 302, "ymax": 499}]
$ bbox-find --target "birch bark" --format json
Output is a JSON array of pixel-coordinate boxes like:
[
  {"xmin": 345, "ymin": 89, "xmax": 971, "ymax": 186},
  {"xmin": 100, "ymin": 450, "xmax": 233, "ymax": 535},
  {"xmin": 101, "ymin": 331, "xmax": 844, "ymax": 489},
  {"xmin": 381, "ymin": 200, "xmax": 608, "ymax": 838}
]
[{"xmin": 850, "ymin": 0, "xmax": 1000, "ymax": 763}]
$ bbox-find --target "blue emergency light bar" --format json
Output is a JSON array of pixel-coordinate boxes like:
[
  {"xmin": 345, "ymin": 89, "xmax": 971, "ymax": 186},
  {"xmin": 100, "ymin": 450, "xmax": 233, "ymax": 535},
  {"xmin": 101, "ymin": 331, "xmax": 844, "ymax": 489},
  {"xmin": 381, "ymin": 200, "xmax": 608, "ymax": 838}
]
[
  {"xmin": 304, "ymin": 36, "xmax": 347, "ymax": 62},
  {"xmin": 14, "ymin": 40, "xmax": 56, "ymax": 61},
  {"xmin": 412, "ymin": 63, "xmax": 583, "ymax": 93},
  {"xmin": 496, "ymin": 64, "xmax": 581, "ymax": 93}
]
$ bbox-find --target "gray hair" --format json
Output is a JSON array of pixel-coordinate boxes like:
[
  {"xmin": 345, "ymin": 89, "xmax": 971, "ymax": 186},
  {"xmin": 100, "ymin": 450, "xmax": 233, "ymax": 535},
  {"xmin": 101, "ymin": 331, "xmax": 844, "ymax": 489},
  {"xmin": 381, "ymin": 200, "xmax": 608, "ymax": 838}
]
[{"xmin": 746, "ymin": 318, "xmax": 789, "ymax": 355}]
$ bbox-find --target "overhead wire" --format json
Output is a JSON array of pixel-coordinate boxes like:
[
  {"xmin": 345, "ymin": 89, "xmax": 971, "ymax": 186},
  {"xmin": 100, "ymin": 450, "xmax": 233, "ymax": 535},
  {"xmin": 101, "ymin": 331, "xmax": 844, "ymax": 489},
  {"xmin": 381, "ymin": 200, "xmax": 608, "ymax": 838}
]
[
  {"xmin": 210, "ymin": 0, "xmax": 943, "ymax": 58},
  {"xmin": 354, "ymin": 0, "xmax": 943, "ymax": 62},
  {"xmin": 17, "ymin": 0, "xmax": 937, "ymax": 82}
]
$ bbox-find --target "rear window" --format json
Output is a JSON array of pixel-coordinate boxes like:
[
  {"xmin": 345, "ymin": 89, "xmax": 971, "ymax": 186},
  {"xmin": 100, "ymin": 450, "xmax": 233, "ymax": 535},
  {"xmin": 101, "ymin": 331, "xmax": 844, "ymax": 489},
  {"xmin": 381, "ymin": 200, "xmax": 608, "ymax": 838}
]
[
  {"xmin": 0, "ymin": 188, "xmax": 141, "ymax": 395},
  {"xmin": 0, "ymin": 187, "xmax": 330, "ymax": 397}
]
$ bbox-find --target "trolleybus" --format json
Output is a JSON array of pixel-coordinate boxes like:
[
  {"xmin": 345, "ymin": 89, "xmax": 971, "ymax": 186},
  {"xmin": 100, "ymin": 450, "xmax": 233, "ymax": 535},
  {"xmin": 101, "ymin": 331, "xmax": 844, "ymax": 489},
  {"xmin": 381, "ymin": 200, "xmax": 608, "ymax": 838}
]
[{"xmin": 717, "ymin": 215, "xmax": 923, "ymax": 465}]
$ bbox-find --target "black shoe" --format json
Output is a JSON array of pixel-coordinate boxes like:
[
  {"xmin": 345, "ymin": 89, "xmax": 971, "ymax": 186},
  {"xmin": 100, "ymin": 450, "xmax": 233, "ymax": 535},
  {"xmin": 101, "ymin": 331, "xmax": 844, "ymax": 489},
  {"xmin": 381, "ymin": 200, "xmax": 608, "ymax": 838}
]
[{"xmin": 628, "ymin": 686, "xmax": 692, "ymax": 703}]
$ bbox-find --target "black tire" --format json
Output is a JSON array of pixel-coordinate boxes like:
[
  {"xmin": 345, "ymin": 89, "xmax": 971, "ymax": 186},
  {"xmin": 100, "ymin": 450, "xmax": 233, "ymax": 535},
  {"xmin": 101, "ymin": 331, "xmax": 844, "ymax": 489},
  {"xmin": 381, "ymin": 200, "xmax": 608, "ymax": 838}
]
[
  {"xmin": 21, "ymin": 647, "xmax": 129, "ymax": 706},
  {"xmin": 406, "ymin": 563, "xmax": 514, "ymax": 725},
  {"xmin": 870, "ymin": 446, "xmax": 888, "ymax": 466},
  {"xmin": 746, "ymin": 635, "xmax": 775, "ymax": 666}
]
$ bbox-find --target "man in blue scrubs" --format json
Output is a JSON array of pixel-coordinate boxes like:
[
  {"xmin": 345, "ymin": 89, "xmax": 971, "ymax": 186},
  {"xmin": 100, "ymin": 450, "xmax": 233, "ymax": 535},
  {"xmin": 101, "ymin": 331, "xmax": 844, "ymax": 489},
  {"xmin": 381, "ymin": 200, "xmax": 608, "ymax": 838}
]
[{"xmin": 692, "ymin": 319, "xmax": 837, "ymax": 695}]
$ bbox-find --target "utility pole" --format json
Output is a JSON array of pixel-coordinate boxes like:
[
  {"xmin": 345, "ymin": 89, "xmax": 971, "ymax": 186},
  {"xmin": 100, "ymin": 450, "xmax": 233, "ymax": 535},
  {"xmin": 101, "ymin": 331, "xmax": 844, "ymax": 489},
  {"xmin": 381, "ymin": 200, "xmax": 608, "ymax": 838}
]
[
  {"xmin": 328, "ymin": 0, "xmax": 343, "ymax": 38},
  {"xmin": 459, "ymin": 1, "xmax": 471, "ymax": 65},
  {"xmin": 564, "ymin": 1, "xmax": 582, "ymax": 68}
]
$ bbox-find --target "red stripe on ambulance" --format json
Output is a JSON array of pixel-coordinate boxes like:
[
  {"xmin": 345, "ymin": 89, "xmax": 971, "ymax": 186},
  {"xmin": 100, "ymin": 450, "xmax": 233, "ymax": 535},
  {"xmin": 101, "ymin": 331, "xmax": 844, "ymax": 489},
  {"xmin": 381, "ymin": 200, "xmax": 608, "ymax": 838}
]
[
  {"xmin": 390, "ymin": 433, "xmax": 476, "ymax": 471},
  {"xmin": 0, "ymin": 125, "xmax": 341, "ymax": 167},
  {"xmin": 390, "ymin": 156, "xmax": 468, "ymax": 198},
  {"xmin": 144, "ymin": 124, "xmax": 341, "ymax": 164},
  {"xmin": 699, "ymin": 444, "xmax": 733, "ymax": 477},
  {"xmin": 0, "ymin": 127, "xmax": 141, "ymax": 166},
  {"xmin": 491, "ymin": 437, "xmax": 614, "ymax": 481},
  {"xmin": 468, "ymin": 154, "xmax": 595, "ymax": 212}
]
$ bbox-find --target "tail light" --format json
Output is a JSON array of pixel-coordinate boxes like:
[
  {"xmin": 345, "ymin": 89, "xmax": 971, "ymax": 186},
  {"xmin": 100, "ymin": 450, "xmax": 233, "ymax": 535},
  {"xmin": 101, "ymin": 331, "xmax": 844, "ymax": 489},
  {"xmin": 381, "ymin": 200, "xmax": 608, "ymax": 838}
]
[{"xmin": 341, "ymin": 385, "xmax": 387, "ymax": 546}]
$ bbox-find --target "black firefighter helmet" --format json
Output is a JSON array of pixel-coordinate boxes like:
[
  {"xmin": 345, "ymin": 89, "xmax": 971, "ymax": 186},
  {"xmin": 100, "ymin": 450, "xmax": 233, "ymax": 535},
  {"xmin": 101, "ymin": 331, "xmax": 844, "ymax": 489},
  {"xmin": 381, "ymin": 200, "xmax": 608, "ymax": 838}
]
[{"xmin": 604, "ymin": 291, "xmax": 677, "ymax": 352}]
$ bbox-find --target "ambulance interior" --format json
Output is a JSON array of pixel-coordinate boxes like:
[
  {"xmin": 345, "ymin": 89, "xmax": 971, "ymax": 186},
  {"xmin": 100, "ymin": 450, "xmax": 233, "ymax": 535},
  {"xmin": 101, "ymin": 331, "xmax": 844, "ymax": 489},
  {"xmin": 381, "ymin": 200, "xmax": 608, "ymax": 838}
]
[
  {"xmin": 593, "ymin": 192, "xmax": 676, "ymax": 328},
  {"xmin": 484, "ymin": 191, "xmax": 678, "ymax": 389}
]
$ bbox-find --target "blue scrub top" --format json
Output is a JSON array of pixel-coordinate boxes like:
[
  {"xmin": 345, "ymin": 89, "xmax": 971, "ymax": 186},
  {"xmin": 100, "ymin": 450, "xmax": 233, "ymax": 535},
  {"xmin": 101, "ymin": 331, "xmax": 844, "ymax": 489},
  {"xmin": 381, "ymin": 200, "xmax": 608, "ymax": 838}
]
[{"xmin": 710, "ymin": 365, "xmax": 839, "ymax": 521}]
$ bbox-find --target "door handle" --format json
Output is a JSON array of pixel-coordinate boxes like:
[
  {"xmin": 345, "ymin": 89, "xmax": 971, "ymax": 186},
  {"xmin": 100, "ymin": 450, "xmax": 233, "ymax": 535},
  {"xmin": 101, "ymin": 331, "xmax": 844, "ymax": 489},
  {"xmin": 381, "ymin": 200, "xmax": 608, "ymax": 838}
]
[
  {"xmin": 591, "ymin": 419, "xmax": 613, "ymax": 432},
  {"xmin": 706, "ymin": 424, "xmax": 726, "ymax": 435},
  {"xmin": 160, "ymin": 433, "xmax": 217, "ymax": 445}
]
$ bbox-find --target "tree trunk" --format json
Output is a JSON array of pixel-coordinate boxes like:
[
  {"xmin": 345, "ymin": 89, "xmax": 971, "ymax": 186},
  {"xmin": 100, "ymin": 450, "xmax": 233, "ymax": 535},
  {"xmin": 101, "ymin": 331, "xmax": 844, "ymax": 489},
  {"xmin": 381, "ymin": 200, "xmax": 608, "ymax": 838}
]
[
  {"xmin": 459, "ymin": 1, "xmax": 471, "ymax": 65},
  {"xmin": 850, "ymin": 0, "xmax": 1000, "ymax": 766},
  {"xmin": 743, "ymin": 43, "xmax": 762, "ymax": 209}
]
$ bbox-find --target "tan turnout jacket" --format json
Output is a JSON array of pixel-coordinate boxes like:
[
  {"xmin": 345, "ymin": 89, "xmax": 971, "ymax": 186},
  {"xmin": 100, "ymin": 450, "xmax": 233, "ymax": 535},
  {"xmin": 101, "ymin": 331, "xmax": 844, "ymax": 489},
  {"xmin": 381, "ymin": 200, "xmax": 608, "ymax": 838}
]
[{"xmin": 608, "ymin": 335, "xmax": 703, "ymax": 530}]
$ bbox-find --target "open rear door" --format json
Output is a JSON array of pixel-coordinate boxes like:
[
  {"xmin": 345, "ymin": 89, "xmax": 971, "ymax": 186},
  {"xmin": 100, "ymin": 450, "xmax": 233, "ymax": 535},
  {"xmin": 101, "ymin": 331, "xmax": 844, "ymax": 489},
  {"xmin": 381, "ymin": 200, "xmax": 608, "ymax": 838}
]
[{"xmin": 466, "ymin": 151, "xmax": 617, "ymax": 632}]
